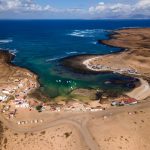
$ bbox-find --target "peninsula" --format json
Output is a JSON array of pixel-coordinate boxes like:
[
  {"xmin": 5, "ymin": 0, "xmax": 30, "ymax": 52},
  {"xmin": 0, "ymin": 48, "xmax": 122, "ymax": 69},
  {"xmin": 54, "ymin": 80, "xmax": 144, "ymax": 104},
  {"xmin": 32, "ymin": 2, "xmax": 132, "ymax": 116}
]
[
  {"xmin": 84, "ymin": 28, "xmax": 150, "ymax": 100},
  {"xmin": 0, "ymin": 28, "xmax": 150, "ymax": 150}
]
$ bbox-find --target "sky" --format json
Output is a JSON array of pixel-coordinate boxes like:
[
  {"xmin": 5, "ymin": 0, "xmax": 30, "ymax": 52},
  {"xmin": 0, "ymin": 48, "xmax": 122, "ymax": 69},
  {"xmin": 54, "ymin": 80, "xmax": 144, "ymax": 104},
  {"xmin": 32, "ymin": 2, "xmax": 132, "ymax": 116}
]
[{"xmin": 0, "ymin": 0, "xmax": 149, "ymax": 19}]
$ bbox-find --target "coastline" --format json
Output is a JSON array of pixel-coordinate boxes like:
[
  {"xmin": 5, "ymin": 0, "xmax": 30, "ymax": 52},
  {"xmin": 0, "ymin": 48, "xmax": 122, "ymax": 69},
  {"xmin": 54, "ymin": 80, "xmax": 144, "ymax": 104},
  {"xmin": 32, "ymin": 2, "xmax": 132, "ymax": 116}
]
[
  {"xmin": 1, "ymin": 27, "xmax": 150, "ymax": 103},
  {"xmin": 60, "ymin": 54, "xmax": 101, "ymax": 74},
  {"xmin": 62, "ymin": 28, "xmax": 150, "ymax": 77},
  {"xmin": 61, "ymin": 28, "xmax": 150, "ymax": 100},
  {"xmin": 84, "ymin": 28, "xmax": 150, "ymax": 100},
  {"xmin": 0, "ymin": 27, "xmax": 150, "ymax": 150},
  {"xmin": 60, "ymin": 28, "xmax": 136, "ymax": 75},
  {"xmin": 0, "ymin": 50, "xmax": 52, "ymax": 102},
  {"xmin": 0, "ymin": 50, "xmax": 40, "ymax": 103}
]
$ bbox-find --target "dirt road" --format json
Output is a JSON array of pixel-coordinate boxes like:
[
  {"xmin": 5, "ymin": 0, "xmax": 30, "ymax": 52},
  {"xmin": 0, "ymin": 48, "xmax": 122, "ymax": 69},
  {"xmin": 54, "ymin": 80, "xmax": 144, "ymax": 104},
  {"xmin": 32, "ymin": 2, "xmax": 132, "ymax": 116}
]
[
  {"xmin": 126, "ymin": 78, "xmax": 150, "ymax": 100},
  {"xmin": 1, "ymin": 101, "xmax": 150, "ymax": 150},
  {"xmin": 0, "ymin": 113, "xmax": 99, "ymax": 150}
]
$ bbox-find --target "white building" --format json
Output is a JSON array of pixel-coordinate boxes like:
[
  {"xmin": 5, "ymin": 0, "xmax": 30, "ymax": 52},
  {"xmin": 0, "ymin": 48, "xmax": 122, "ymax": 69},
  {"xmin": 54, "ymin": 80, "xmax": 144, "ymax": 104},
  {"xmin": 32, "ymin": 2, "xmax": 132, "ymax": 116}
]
[
  {"xmin": 0, "ymin": 95, "xmax": 8, "ymax": 102},
  {"xmin": 15, "ymin": 102, "xmax": 29, "ymax": 108}
]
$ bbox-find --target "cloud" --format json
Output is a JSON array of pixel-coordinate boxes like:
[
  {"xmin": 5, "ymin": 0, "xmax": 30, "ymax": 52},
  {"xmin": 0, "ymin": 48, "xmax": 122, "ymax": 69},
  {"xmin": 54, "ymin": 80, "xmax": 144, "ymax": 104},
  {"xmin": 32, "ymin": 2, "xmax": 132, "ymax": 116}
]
[
  {"xmin": 134, "ymin": 0, "xmax": 150, "ymax": 14},
  {"xmin": 0, "ymin": 0, "xmax": 60, "ymax": 12},
  {"xmin": 136, "ymin": 0, "xmax": 150, "ymax": 8},
  {"xmin": 89, "ymin": 2, "xmax": 106, "ymax": 13},
  {"xmin": 89, "ymin": 2, "xmax": 131, "ymax": 13},
  {"xmin": 88, "ymin": 0, "xmax": 150, "ymax": 18},
  {"xmin": 0, "ymin": 0, "xmax": 149, "ymax": 19}
]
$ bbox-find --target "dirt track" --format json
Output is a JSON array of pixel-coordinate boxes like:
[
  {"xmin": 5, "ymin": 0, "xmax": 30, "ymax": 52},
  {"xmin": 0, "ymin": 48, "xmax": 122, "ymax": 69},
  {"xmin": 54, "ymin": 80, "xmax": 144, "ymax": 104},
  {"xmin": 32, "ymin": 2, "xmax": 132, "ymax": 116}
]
[
  {"xmin": 126, "ymin": 78, "xmax": 150, "ymax": 100},
  {"xmin": 1, "ymin": 100, "xmax": 150, "ymax": 150}
]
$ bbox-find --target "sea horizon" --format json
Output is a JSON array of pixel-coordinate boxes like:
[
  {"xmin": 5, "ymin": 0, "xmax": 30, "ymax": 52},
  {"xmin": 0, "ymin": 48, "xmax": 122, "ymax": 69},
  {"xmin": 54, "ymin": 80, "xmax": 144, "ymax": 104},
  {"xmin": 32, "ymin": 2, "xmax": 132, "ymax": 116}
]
[{"xmin": 0, "ymin": 0, "xmax": 150, "ymax": 149}]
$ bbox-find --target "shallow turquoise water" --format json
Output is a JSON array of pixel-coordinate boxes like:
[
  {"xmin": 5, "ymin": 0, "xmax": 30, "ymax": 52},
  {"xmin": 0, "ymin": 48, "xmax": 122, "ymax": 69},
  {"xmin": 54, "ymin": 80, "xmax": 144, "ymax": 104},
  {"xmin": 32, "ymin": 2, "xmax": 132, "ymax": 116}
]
[{"xmin": 0, "ymin": 20, "xmax": 150, "ymax": 98}]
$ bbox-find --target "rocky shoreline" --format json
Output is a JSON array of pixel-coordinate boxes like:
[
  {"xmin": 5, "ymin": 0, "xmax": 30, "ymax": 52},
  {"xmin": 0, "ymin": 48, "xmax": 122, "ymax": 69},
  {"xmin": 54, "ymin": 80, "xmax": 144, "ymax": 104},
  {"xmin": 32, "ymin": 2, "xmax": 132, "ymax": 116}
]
[
  {"xmin": 60, "ymin": 28, "xmax": 150, "ymax": 100},
  {"xmin": 61, "ymin": 28, "xmax": 150, "ymax": 77},
  {"xmin": 0, "ymin": 50, "xmax": 39, "ymax": 103},
  {"xmin": 1, "ymin": 28, "xmax": 150, "ymax": 103},
  {"xmin": 60, "ymin": 54, "xmax": 101, "ymax": 74},
  {"xmin": 0, "ymin": 50, "xmax": 15, "ymax": 64}
]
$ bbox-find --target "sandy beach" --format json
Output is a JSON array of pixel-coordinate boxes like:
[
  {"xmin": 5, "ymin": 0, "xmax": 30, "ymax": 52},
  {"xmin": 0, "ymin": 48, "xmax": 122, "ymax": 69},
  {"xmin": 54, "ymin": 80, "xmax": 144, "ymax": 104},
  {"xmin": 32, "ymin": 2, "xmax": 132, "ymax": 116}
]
[
  {"xmin": 0, "ymin": 28, "xmax": 150, "ymax": 150},
  {"xmin": 82, "ymin": 28, "xmax": 150, "ymax": 100},
  {"xmin": 84, "ymin": 28, "xmax": 150, "ymax": 79}
]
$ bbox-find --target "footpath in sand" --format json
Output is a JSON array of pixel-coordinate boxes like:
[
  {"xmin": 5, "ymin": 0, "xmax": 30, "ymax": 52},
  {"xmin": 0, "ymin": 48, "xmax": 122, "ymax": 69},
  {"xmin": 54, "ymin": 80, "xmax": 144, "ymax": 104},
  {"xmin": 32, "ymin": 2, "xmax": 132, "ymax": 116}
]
[{"xmin": 126, "ymin": 78, "xmax": 150, "ymax": 100}]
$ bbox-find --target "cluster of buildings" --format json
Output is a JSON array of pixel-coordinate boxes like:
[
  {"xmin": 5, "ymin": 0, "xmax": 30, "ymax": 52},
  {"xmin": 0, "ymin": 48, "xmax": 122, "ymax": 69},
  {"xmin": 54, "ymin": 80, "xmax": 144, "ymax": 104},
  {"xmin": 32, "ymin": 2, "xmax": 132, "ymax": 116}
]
[
  {"xmin": 88, "ymin": 63, "xmax": 139, "ymax": 75},
  {"xmin": 0, "ymin": 94, "xmax": 9, "ymax": 102},
  {"xmin": 90, "ymin": 64, "xmax": 110, "ymax": 71},
  {"xmin": 17, "ymin": 119, "xmax": 43, "ymax": 125},
  {"xmin": 46, "ymin": 102, "xmax": 104, "ymax": 113},
  {"xmin": 1, "ymin": 105, "xmax": 17, "ymax": 119},
  {"xmin": 14, "ymin": 99, "xmax": 30, "ymax": 108},
  {"xmin": 113, "ymin": 68, "xmax": 138, "ymax": 75},
  {"xmin": 111, "ymin": 97, "xmax": 138, "ymax": 106}
]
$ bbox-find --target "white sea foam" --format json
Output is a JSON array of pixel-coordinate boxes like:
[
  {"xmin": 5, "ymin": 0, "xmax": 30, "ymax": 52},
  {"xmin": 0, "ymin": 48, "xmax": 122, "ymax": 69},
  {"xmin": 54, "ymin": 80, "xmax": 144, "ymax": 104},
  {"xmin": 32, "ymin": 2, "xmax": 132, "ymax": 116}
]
[
  {"xmin": 0, "ymin": 39, "xmax": 13, "ymax": 44},
  {"xmin": 0, "ymin": 47, "xmax": 17, "ymax": 55},
  {"xmin": 68, "ymin": 32, "xmax": 85, "ymax": 37},
  {"xmin": 46, "ymin": 58, "xmax": 59, "ymax": 62},
  {"xmin": 120, "ymin": 27, "xmax": 140, "ymax": 29},
  {"xmin": 66, "ymin": 51, "xmax": 78, "ymax": 55},
  {"xmin": 91, "ymin": 41, "xmax": 97, "ymax": 45},
  {"xmin": 67, "ymin": 29, "xmax": 107, "ymax": 38},
  {"xmin": 46, "ymin": 56, "xmax": 65, "ymax": 62},
  {"xmin": 9, "ymin": 49, "xmax": 18, "ymax": 55}
]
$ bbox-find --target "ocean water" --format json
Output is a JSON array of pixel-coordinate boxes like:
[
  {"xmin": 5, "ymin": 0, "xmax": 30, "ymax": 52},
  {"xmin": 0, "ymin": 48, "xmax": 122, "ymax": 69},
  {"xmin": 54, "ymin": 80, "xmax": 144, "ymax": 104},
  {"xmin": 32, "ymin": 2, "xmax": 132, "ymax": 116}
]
[{"xmin": 0, "ymin": 20, "xmax": 150, "ymax": 98}]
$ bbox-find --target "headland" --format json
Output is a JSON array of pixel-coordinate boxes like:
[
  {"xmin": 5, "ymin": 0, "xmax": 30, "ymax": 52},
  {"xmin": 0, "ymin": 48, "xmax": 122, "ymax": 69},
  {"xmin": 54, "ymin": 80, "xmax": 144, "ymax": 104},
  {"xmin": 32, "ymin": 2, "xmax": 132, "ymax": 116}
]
[
  {"xmin": 0, "ymin": 50, "xmax": 39, "ymax": 102},
  {"xmin": 61, "ymin": 28, "xmax": 150, "ymax": 100},
  {"xmin": 0, "ymin": 28, "xmax": 150, "ymax": 150},
  {"xmin": 86, "ymin": 28, "xmax": 150, "ymax": 79}
]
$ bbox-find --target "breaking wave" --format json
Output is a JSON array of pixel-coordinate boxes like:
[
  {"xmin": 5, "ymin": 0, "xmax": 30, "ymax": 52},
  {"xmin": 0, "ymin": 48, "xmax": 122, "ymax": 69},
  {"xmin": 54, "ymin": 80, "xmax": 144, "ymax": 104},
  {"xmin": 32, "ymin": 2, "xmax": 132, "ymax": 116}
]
[
  {"xmin": 91, "ymin": 41, "xmax": 98, "ymax": 45},
  {"xmin": 66, "ymin": 51, "xmax": 78, "ymax": 55},
  {"xmin": 67, "ymin": 29, "xmax": 108, "ymax": 38},
  {"xmin": 0, "ymin": 39, "xmax": 13, "ymax": 44},
  {"xmin": 46, "ymin": 56, "xmax": 66, "ymax": 62},
  {"xmin": 120, "ymin": 27, "xmax": 140, "ymax": 30},
  {"xmin": 9, "ymin": 49, "xmax": 18, "ymax": 55}
]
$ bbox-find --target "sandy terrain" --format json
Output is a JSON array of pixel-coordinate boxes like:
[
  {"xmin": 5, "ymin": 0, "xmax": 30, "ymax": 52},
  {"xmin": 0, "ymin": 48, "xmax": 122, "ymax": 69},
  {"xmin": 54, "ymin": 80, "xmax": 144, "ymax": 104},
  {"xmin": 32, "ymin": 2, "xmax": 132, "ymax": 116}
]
[
  {"xmin": 0, "ymin": 50, "xmax": 39, "ymax": 100},
  {"xmin": 86, "ymin": 28, "xmax": 150, "ymax": 79},
  {"xmin": 88, "ymin": 100, "xmax": 150, "ymax": 150},
  {"xmin": 0, "ymin": 28, "xmax": 150, "ymax": 150},
  {"xmin": 1, "ymin": 123, "xmax": 88, "ymax": 150},
  {"xmin": 82, "ymin": 28, "xmax": 150, "ymax": 100},
  {"xmin": 126, "ymin": 78, "xmax": 150, "ymax": 100},
  {"xmin": 0, "ymin": 99, "xmax": 150, "ymax": 150}
]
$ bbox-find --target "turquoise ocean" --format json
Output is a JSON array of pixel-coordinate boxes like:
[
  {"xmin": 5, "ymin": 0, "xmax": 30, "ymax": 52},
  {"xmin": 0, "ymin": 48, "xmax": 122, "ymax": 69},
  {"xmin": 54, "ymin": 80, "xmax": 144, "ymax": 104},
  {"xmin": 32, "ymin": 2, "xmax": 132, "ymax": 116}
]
[{"xmin": 0, "ymin": 20, "xmax": 150, "ymax": 98}]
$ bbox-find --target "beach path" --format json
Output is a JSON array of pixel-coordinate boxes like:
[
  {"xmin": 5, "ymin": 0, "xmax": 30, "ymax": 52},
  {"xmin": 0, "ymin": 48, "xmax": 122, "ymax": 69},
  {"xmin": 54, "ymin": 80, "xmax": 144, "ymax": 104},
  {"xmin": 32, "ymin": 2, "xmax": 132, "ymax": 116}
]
[{"xmin": 126, "ymin": 78, "xmax": 150, "ymax": 100}]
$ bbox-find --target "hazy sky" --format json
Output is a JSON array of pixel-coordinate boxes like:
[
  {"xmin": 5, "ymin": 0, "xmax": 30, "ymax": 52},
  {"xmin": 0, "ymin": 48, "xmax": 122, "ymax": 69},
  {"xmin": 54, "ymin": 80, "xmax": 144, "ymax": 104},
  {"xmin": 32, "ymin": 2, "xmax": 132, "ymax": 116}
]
[{"xmin": 0, "ymin": 0, "xmax": 149, "ymax": 19}]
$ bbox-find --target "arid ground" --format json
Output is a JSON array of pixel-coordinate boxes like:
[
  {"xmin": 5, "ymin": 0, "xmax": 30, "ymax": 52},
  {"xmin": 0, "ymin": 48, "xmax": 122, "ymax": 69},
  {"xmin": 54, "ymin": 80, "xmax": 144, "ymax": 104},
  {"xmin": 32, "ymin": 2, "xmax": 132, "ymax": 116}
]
[{"xmin": 0, "ymin": 28, "xmax": 150, "ymax": 150}]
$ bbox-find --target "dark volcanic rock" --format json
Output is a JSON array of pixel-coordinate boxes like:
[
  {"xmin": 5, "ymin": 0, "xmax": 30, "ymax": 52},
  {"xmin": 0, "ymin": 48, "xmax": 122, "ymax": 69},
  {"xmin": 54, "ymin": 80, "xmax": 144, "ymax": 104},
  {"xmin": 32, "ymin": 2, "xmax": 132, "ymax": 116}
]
[{"xmin": 60, "ymin": 54, "xmax": 111, "ymax": 74}]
